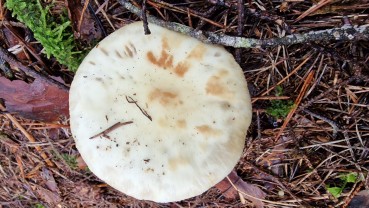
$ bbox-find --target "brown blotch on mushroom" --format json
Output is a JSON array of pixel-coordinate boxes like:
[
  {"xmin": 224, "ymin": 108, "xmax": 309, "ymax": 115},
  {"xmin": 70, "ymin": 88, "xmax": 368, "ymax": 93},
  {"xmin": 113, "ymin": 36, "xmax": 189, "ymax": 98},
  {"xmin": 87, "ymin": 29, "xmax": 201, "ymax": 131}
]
[
  {"xmin": 100, "ymin": 47, "xmax": 109, "ymax": 56},
  {"xmin": 146, "ymin": 50, "xmax": 174, "ymax": 69},
  {"xmin": 206, "ymin": 76, "xmax": 227, "ymax": 96},
  {"xmin": 168, "ymin": 156, "xmax": 190, "ymax": 171},
  {"xmin": 125, "ymin": 45, "xmax": 134, "ymax": 57},
  {"xmin": 158, "ymin": 117, "xmax": 171, "ymax": 128},
  {"xmin": 174, "ymin": 62, "xmax": 189, "ymax": 77},
  {"xmin": 115, "ymin": 50, "xmax": 123, "ymax": 59},
  {"xmin": 95, "ymin": 77, "xmax": 103, "ymax": 82},
  {"xmin": 176, "ymin": 119, "xmax": 187, "ymax": 128},
  {"xmin": 161, "ymin": 37, "xmax": 170, "ymax": 50},
  {"xmin": 145, "ymin": 168, "xmax": 155, "ymax": 173},
  {"xmin": 205, "ymin": 70, "xmax": 233, "ymax": 99},
  {"xmin": 129, "ymin": 42, "xmax": 137, "ymax": 54},
  {"xmin": 146, "ymin": 37, "xmax": 191, "ymax": 77},
  {"xmin": 149, "ymin": 89, "xmax": 178, "ymax": 106},
  {"xmin": 196, "ymin": 125, "xmax": 222, "ymax": 136},
  {"xmin": 146, "ymin": 37, "xmax": 174, "ymax": 69},
  {"xmin": 187, "ymin": 44, "xmax": 207, "ymax": 60}
]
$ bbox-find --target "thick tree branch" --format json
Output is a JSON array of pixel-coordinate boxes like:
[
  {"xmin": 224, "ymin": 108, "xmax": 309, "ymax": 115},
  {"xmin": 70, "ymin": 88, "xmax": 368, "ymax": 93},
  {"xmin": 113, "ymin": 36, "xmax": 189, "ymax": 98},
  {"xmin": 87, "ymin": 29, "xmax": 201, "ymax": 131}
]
[{"xmin": 117, "ymin": 0, "xmax": 369, "ymax": 48}]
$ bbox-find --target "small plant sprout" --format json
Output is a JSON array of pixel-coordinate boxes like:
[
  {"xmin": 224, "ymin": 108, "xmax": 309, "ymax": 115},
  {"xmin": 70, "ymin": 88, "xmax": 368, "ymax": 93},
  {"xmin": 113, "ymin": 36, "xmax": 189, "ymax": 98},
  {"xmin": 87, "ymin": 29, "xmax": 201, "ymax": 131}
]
[
  {"xmin": 69, "ymin": 22, "xmax": 252, "ymax": 202},
  {"xmin": 326, "ymin": 172, "xmax": 359, "ymax": 198}
]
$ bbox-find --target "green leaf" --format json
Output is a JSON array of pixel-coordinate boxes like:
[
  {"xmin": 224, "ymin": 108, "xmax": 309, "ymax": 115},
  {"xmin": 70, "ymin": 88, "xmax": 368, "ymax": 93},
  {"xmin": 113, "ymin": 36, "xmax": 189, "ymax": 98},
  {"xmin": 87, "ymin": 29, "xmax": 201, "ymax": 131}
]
[
  {"xmin": 34, "ymin": 204, "xmax": 46, "ymax": 208},
  {"xmin": 342, "ymin": 172, "xmax": 358, "ymax": 183},
  {"xmin": 327, "ymin": 186, "xmax": 343, "ymax": 198}
]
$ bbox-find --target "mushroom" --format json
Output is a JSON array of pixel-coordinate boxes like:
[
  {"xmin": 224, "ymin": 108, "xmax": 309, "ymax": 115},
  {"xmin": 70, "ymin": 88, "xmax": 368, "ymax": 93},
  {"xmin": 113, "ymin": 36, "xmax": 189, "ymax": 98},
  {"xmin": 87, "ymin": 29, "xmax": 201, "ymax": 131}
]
[{"xmin": 69, "ymin": 21, "xmax": 252, "ymax": 203}]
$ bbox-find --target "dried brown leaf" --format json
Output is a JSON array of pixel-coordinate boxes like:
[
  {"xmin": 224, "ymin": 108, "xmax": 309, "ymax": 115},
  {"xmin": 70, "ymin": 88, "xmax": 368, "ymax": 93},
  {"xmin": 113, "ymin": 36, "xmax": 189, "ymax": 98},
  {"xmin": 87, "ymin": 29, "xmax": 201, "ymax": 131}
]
[
  {"xmin": 40, "ymin": 167, "xmax": 60, "ymax": 193},
  {"xmin": 72, "ymin": 181, "xmax": 102, "ymax": 201},
  {"xmin": 76, "ymin": 155, "xmax": 87, "ymax": 170},
  {"xmin": 34, "ymin": 185, "xmax": 61, "ymax": 206},
  {"xmin": 215, "ymin": 170, "xmax": 266, "ymax": 207},
  {"xmin": 0, "ymin": 77, "xmax": 69, "ymax": 122},
  {"xmin": 349, "ymin": 190, "xmax": 369, "ymax": 208},
  {"xmin": 257, "ymin": 136, "xmax": 291, "ymax": 176}
]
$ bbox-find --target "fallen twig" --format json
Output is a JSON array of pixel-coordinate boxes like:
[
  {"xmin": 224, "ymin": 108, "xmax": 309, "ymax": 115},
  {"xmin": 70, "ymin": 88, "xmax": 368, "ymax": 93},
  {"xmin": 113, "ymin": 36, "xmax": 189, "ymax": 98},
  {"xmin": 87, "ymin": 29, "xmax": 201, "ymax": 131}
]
[
  {"xmin": 207, "ymin": 0, "xmax": 290, "ymax": 32},
  {"xmin": 0, "ymin": 45, "xmax": 69, "ymax": 91},
  {"xmin": 243, "ymin": 160, "xmax": 302, "ymax": 205},
  {"xmin": 117, "ymin": 0, "xmax": 369, "ymax": 48},
  {"xmin": 89, "ymin": 121, "xmax": 133, "ymax": 140},
  {"xmin": 252, "ymin": 56, "xmax": 311, "ymax": 104},
  {"xmin": 88, "ymin": 3, "xmax": 107, "ymax": 37},
  {"xmin": 301, "ymin": 76, "xmax": 357, "ymax": 108},
  {"xmin": 142, "ymin": 0, "xmax": 151, "ymax": 35},
  {"xmin": 252, "ymin": 96, "xmax": 290, "ymax": 102},
  {"xmin": 275, "ymin": 70, "xmax": 315, "ymax": 141},
  {"xmin": 226, "ymin": 177, "xmax": 299, "ymax": 207},
  {"xmin": 4, "ymin": 24, "xmax": 49, "ymax": 71},
  {"xmin": 126, "ymin": 96, "xmax": 152, "ymax": 121},
  {"xmin": 256, "ymin": 110, "xmax": 261, "ymax": 140},
  {"xmin": 0, "ymin": 103, "xmax": 55, "ymax": 167},
  {"xmin": 78, "ymin": 0, "xmax": 90, "ymax": 34},
  {"xmin": 293, "ymin": 0, "xmax": 333, "ymax": 23},
  {"xmin": 149, "ymin": 0, "xmax": 225, "ymax": 28},
  {"xmin": 302, "ymin": 109, "xmax": 340, "ymax": 138}
]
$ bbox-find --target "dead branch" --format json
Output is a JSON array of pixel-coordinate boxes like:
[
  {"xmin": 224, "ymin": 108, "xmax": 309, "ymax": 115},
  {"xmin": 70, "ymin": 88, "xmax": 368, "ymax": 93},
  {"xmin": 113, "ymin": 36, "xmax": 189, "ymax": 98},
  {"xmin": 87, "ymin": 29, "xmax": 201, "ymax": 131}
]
[
  {"xmin": 141, "ymin": 0, "xmax": 151, "ymax": 35},
  {"xmin": 0, "ymin": 45, "xmax": 69, "ymax": 91},
  {"xmin": 117, "ymin": 0, "xmax": 369, "ymax": 48},
  {"xmin": 302, "ymin": 109, "xmax": 340, "ymax": 138},
  {"xmin": 301, "ymin": 76, "xmax": 357, "ymax": 108}
]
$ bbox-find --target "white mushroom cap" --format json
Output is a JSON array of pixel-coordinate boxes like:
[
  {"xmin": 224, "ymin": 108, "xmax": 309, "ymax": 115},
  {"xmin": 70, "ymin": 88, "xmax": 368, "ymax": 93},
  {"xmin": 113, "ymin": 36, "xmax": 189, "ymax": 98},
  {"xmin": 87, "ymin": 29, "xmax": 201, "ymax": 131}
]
[{"xmin": 69, "ymin": 21, "xmax": 252, "ymax": 203}]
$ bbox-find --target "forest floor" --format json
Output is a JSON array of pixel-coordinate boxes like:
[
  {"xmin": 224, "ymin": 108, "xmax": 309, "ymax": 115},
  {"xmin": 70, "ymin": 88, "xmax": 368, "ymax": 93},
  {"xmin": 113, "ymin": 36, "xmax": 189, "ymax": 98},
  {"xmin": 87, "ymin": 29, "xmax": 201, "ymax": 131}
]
[{"xmin": 0, "ymin": 0, "xmax": 368, "ymax": 207}]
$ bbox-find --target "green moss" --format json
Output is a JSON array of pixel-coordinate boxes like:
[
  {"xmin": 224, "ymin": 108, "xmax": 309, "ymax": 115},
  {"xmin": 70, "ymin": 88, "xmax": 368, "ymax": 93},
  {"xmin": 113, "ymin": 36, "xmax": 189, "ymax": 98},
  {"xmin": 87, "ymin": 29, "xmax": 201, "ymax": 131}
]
[
  {"xmin": 266, "ymin": 100, "xmax": 294, "ymax": 118},
  {"xmin": 61, "ymin": 153, "xmax": 78, "ymax": 169},
  {"xmin": 266, "ymin": 86, "xmax": 294, "ymax": 118},
  {"xmin": 6, "ymin": 0, "xmax": 84, "ymax": 71}
]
